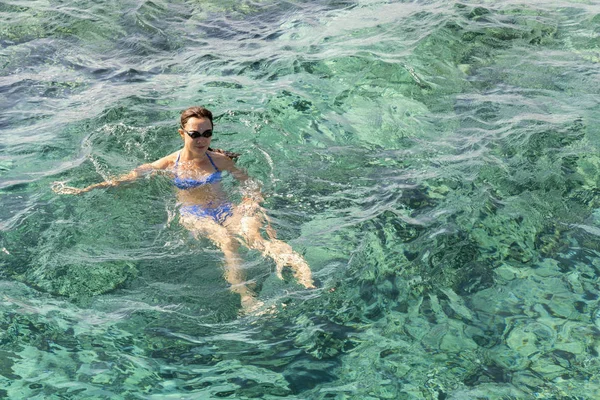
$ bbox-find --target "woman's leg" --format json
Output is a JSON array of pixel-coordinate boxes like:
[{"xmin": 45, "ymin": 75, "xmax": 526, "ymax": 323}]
[
  {"xmin": 180, "ymin": 216, "xmax": 259, "ymax": 310},
  {"xmin": 228, "ymin": 209, "xmax": 315, "ymax": 289}
]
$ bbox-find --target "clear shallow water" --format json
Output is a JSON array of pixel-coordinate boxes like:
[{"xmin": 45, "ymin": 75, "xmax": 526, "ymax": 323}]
[{"xmin": 1, "ymin": 0, "xmax": 600, "ymax": 398}]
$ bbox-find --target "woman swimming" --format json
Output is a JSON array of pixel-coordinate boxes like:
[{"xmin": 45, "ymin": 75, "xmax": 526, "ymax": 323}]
[{"xmin": 53, "ymin": 106, "xmax": 315, "ymax": 311}]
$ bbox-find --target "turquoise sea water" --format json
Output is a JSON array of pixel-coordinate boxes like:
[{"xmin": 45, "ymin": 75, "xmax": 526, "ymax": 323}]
[{"xmin": 2, "ymin": 0, "xmax": 600, "ymax": 398}]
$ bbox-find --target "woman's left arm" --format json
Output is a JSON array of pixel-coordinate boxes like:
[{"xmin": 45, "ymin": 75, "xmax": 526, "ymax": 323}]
[
  {"xmin": 216, "ymin": 153, "xmax": 276, "ymax": 237},
  {"xmin": 216, "ymin": 155, "xmax": 260, "ymax": 196},
  {"xmin": 217, "ymin": 154, "xmax": 266, "ymax": 209}
]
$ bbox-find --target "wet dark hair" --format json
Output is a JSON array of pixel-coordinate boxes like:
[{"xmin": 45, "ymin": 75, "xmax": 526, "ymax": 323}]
[
  {"xmin": 180, "ymin": 106, "xmax": 213, "ymax": 128},
  {"xmin": 210, "ymin": 147, "xmax": 240, "ymax": 161}
]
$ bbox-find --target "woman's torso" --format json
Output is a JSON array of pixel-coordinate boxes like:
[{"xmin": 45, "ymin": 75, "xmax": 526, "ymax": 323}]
[{"xmin": 170, "ymin": 151, "xmax": 229, "ymax": 207}]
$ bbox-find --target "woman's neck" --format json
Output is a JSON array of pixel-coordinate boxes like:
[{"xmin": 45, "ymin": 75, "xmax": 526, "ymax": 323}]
[{"xmin": 180, "ymin": 147, "xmax": 207, "ymax": 163}]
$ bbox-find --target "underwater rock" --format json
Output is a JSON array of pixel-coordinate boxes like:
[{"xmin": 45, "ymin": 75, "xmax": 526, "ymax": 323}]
[
  {"xmin": 22, "ymin": 259, "xmax": 137, "ymax": 299},
  {"xmin": 448, "ymin": 382, "xmax": 529, "ymax": 399},
  {"xmin": 506, "ymin": 321, "xmax": 556, "ymax": 357},
  {"xmin": 485, "ymin": 344, "xmax": 530, "ymax": 371}
]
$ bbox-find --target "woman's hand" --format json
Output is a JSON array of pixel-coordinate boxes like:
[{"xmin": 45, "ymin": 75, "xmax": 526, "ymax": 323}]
[
  {"xmin": 238, "ymin": 197, "xmax": 277, "ymax": 239},
  {"xmin": 239, "ymin": 196, "xmax": 261, "ymax": 215},
  {"xmin": 52, "ymin": 181, "xmax": 87, "ymax": 195},
  {"xmin": 52, "ymin": 179, "xmax": 121, "ymax": 194},
  {"xmin": 51, "ymin": 163, "xmax": 154, "ymax": 196}
]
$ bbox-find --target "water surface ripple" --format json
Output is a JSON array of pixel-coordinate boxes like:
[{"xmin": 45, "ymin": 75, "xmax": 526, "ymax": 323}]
[{"xmin": 2, "ymin": 0, "xmax": 600, "ymax": 398}]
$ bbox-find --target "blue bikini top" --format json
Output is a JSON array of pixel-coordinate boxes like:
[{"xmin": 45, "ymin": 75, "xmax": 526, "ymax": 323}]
[{"xmin": 173, "ymin": 151, "xmax": 222, "ymax": 190}]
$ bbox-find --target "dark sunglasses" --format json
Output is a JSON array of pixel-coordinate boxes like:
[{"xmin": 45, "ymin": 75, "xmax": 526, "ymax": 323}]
[{"xmin": 182, "ymin": 128, "xmax": 213, "ymax": 139}]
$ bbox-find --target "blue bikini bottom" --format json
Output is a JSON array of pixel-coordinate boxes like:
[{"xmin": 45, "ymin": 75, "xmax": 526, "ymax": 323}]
[{"xmin": 179, "ymin": 202, "xmax": 234, "ymax": 224}]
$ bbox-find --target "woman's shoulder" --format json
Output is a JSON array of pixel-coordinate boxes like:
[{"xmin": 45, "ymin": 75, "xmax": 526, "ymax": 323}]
[
  {"xmin": 208, "ymin": 149, "xmax": 248, "ymax": 180},
  {"xmin": 150, "ymin": 151, "xmax": 179, "ymax": 169},
  {"xmin": 208, "ymin": 150, "xmax": 236, "ymax": 171}
]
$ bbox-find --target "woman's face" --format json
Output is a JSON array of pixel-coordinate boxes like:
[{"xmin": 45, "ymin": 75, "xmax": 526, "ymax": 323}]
[{"xmin": 179, "ymin": 117, "xmax": 213, "ymax": 155}]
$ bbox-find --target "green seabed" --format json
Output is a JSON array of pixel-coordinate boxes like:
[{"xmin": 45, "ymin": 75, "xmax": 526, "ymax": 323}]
[{"xmin": 1, "ymin": 1, "xmax": 600, "ymax": 398}]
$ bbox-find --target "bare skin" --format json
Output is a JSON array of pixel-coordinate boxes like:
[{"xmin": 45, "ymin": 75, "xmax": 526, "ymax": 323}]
[{"xmin": 53, "ymin": 116, "xmax": 314, "ymax": 312}]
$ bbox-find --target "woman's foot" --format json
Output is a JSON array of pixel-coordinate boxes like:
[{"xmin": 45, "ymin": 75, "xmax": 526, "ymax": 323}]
[
  {"xmin": 240, "ymin": 293, "xmax": 264, "ymax": 314},
  {"xmin": 265, "ymin": 243, "xmax": 315, "ymax": 289}
]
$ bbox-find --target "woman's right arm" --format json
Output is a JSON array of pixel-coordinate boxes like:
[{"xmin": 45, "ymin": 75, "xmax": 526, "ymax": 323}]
[{"xmin": 52, "ymin": 155, "xmax": 173, "ymax": 195}]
